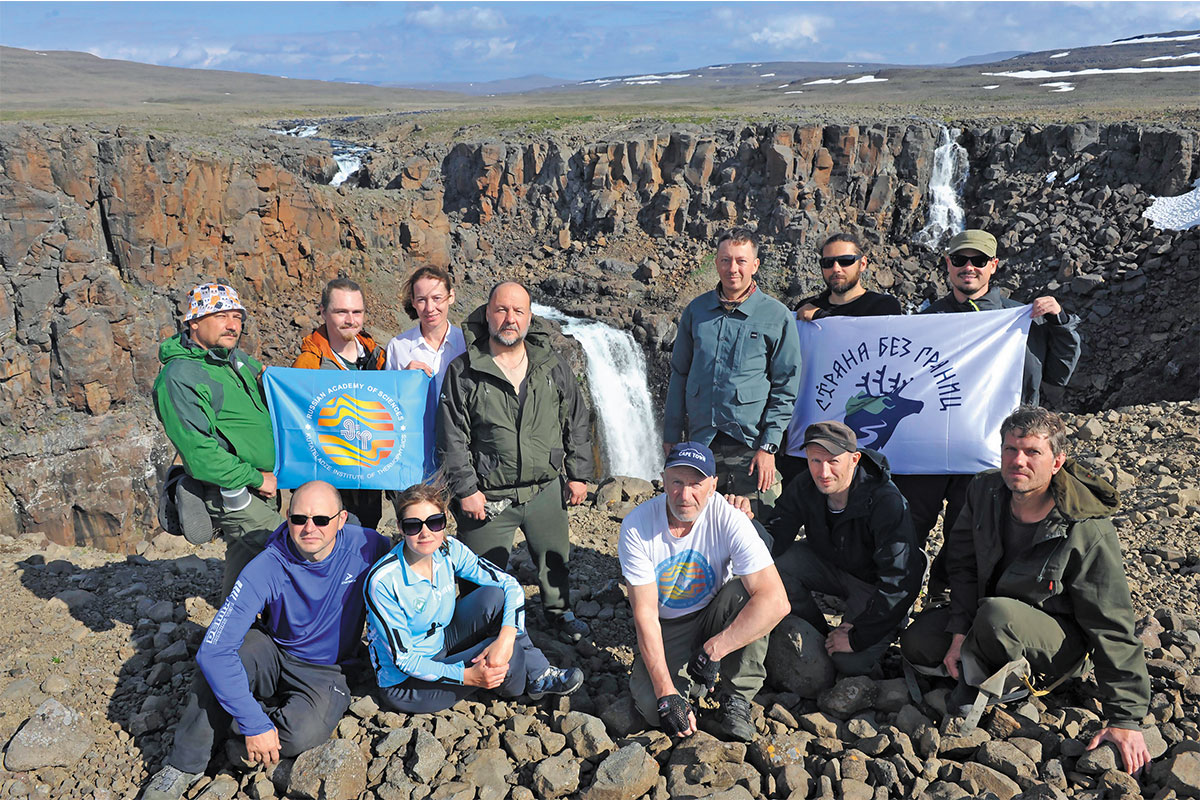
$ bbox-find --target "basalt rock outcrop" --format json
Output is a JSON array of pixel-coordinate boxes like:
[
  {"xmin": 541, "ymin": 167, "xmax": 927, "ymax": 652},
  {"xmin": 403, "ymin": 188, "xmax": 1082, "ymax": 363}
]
[{"xmin": 0, "ymin": 118, "xmax": 1196, "ymax": 550}]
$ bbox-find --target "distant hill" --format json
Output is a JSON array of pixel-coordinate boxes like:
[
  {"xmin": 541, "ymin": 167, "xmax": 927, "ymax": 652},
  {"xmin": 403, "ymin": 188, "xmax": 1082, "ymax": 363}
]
[
  {"xmin": 390, "ymin": 75, "xmax": 571, "ymax": 96},
  {"xmin": 951, "ymin": 51, "xmax": 1028, "ymax": 66}
]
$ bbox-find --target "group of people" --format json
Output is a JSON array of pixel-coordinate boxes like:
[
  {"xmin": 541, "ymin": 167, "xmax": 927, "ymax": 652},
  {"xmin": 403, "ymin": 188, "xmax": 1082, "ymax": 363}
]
[{"xmin": 141, "ymin": 224, "xmax": 1152, "ymax": 800}]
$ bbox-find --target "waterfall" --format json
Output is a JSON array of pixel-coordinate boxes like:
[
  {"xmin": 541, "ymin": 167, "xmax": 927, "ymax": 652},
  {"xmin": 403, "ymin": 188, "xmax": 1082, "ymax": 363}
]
[
  {"xmin": 914, "ymin": 126, "xmax": 969, "ymax": 251},
  {"xmin": 533, "ymin": 304, "xmax": 664, "ymax": 481},
  {"xmin": 271, "ymin": 121, "xmax": 370, "ymax": 187}
]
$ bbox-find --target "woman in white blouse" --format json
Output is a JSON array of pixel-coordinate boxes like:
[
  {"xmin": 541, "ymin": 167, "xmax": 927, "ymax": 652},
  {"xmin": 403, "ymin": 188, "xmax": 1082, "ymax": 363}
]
[{"xmin": 385, "ymin": 266, "xmax": 467, "ymax": 397}]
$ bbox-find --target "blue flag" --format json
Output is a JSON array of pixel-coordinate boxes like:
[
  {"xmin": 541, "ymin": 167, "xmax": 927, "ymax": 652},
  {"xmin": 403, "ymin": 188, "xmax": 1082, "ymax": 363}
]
[{"xmin": 263, "ymin": 367, "xmax": 431, "ymax": 490}]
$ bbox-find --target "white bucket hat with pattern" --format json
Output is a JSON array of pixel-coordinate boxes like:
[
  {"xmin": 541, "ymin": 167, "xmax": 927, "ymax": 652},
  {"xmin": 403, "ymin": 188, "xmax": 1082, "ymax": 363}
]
[{"xmin": 184, "ymin": 282, "xmax": 247, "ymax": 322}]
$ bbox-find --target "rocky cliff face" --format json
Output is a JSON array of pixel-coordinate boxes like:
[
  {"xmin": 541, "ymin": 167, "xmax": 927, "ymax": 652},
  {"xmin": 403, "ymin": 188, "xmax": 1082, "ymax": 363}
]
[{"xmin": 0, "ymin": 118, "xmax": 1195, "ymax": 551}]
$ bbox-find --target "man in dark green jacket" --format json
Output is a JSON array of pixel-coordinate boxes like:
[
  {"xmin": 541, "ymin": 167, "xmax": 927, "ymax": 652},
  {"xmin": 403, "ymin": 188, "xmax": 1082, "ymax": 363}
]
[
  {"xmin": 153, "ymin": 282, "xmax": 281, "ymax": 599},
  {"xmin": 765, "ymin": 421, "xmax": 922, "ymax": 676},
  {"xmin": 901, "ymin": 406, "xmax": 1151, "ymax": 776},
  {"xmin": 437, "ymin": 282, "xmax": 594, "ymax": 641}
]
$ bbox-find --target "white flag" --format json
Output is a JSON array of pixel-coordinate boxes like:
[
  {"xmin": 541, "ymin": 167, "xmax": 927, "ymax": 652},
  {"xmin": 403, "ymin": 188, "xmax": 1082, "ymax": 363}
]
[{"xmin": 785, "ymin": 306, "xmax": 1031, "ymax": 474}]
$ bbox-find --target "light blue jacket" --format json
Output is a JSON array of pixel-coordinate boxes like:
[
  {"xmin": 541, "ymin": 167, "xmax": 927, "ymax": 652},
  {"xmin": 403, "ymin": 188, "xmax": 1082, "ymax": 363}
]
[
  {"xmin": 664, "ymin": 287, "xmax": 802, "ymax": 449},
  {"xmin": 364, "ymin": 537, "xmax": 526, "ymax": 687}
]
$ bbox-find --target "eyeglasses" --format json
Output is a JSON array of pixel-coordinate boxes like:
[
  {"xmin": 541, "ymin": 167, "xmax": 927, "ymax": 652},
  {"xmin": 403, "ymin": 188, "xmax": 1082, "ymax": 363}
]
[
  {"xmin": 948, "ymin": 253, "xmax": 993, "ymax": 268},
  {"xmin": 400, "ymin": 513, "xmax": 448, "ymax": 537},
  {"xmin": 289, "ymin": 513, "xmax": 339, "ymax": 527},
  {"xmin": 818, "ymin": 254, "xmax": 861, "ymax": 270}
]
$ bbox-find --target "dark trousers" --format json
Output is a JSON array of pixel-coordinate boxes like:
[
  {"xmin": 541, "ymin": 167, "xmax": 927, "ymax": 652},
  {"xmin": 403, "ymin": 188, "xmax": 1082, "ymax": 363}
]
[
  {"xmin": 342, "ymin": 488, "xmax": 383, "ymax": 532},
  {"xmin": 710, "ymin": 434, "xmax": 782, "ymax": 525},
  {"xmin": 166, "ymin": 629, "xmax": 351, "ymax": 775},
  {"xmin": 775, "ymin": 542, "xmax": 921, "ymax": 676},
  {"xmin": 379, "ymin": 586, "xmax": 549, "ymax": 714},
  {"xmin": 454, "ymin": 479, "xmax": 572, "ymax": 618},
  {"xmin": 892, "ymin": 474, "xmax": 972, "ymax": 596},
  {"xmin": 901, "ymin": 600, "xmax": 1089, "ymax": 682}
]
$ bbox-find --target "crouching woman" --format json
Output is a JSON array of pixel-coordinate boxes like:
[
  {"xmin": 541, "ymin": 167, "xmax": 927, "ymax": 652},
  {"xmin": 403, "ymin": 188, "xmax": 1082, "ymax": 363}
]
[{"xmin": 365, "ymin": 482, "xmax": 583, "ymax": 712}]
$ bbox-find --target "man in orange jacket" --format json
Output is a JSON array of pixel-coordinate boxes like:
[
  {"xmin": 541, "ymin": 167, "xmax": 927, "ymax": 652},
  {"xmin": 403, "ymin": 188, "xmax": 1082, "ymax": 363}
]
[{"xmin": 292, "ymin": 277, "xmax": 386, "ymax": 529}]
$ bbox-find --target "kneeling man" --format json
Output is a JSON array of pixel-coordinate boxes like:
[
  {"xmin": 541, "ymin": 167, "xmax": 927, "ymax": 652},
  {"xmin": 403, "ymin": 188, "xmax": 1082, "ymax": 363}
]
[
  {"xmin": 901, "ymin": 406, "xmax": 1151, "ymax": 775},
  {"xmin": 619, "ymin": 442, "xmax": 789, "ymax": 742},
  {"xmin": 141, "ymin": 481, "xmax": 390, "ymax": 800},
  {"xmin": 766, "ymin": 421, "xmax": 923, "ymax": 676}
]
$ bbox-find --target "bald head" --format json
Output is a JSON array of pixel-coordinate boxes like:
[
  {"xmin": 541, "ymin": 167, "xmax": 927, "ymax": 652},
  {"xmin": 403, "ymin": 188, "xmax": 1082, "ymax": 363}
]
[
  {"xmin": 289, "ymin": 480, "xmax": 343, "ymax": 515},
  {"xmin": 487, "ymin": 281, "xmax": 531, "ymax": 348}
]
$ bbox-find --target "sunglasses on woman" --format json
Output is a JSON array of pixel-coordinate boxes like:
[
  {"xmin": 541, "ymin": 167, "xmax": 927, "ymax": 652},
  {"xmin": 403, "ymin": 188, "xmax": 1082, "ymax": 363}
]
[
  {"xmin": 818, "ymin": 254, "xmax": 861, "ymax": 270},
  {"xmin": 400, "ymin": 513, "xmax": 448, "ymax": 537},
  {"xmin": 948, "ymin": 253, "xmax": 993, "ymax": 268}
]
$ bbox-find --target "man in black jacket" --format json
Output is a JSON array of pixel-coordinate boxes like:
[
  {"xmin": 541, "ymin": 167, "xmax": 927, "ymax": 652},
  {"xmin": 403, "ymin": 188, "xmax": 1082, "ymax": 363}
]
[
  {"xmin": 765, "ymin": 421, "xmax": 923, "ymax": 676},
  {"xmin": 894, "ymin": 229, "xmax": 1082, "ymax": 598}
]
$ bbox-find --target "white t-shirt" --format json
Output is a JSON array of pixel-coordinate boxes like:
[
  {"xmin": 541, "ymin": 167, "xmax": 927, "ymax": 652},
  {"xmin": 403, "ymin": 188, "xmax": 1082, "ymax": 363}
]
[
  {"xmin": 619, "ymin": 494, "xmax": 773, "ymax": 619},
  {"xmin": 384, "ymin": 325, "xmax": 467, "ymax": 399}
]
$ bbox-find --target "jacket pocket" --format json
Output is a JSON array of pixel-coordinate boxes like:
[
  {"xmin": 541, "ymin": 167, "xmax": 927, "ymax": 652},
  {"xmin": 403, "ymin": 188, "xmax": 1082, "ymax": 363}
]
[
  {"xmin": 549, "ymin": 448, "xmax": 565, "ymax": 471},
  {"xmin": 475, "ymin": 451, "xmax": 502, "ymax": 482},
  {"xmin": 734, "ymin": 382, "xmax": 768, "ymax": 405}
]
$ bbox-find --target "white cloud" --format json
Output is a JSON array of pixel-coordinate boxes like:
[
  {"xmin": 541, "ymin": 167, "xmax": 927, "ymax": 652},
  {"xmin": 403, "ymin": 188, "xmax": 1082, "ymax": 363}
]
[
  {"xmin": 749, "ymin": 14, "xmax": 827, "ymax": 49},
  {"xmin": 452, "ymin": 37, "xmax": 517, "ymax": 60},
  {"xmin": 411, "ymin": 5, "xmax": 507, "ymax": 31}
]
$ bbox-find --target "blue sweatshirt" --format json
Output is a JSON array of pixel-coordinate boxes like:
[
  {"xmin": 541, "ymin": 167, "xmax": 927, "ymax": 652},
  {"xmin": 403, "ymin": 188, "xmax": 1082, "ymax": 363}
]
[
  {"xmin": 364, "ymin": 537, "xmax": 525, "ymax": 687},
  {"xmin": 197, "ymin": 523, "xmax": 390, "ymax": 736}
]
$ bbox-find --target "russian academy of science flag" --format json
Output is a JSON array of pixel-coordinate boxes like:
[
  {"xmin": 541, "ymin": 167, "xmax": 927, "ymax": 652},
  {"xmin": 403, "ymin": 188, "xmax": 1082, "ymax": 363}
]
[
  {"xmin": 785, "ymin": 306, "xmax": 1032, "ymax": 475},
  {"xmin": 262, "ymin": 367, "xmax": 432, "ymax": 490}
]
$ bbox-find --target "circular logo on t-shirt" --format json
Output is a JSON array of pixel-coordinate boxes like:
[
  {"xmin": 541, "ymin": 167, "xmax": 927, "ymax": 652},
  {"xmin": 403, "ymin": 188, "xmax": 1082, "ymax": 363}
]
[{"xmin": 657, "ymin": 549, "xmax": 716, "ymax": 611}]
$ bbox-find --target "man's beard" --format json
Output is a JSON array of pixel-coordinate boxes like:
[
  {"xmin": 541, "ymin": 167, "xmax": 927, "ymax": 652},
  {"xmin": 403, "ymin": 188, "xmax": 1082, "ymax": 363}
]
[
  {"xmin": 826, "ymin": 273, "xmax": 860, "ymax": 295},
  {"xmin": 491, "ymin": 326, "xmax": 526, "ymax": 347}
]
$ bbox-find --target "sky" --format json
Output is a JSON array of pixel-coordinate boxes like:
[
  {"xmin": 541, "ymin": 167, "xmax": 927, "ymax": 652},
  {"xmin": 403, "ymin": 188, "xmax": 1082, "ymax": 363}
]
[{"xmin": 2, "ymin": 1, "xmax": 1198, "ymax": 86}]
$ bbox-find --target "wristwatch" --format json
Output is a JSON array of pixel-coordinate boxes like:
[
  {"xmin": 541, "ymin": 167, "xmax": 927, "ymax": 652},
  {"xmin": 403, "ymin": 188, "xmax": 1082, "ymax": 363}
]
[{"xmin": 759, "ymin": 443, "xmax": 779, "ymax": 455}]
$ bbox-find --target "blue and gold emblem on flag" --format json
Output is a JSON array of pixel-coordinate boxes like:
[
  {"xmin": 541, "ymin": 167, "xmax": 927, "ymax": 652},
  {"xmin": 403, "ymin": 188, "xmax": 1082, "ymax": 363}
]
[{"xmin": 263, "ymin": 367, "xmax": 431, "ymax": 490}]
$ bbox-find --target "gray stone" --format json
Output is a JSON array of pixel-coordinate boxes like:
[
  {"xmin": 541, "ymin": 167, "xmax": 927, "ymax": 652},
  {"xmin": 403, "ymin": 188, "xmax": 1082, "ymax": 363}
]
[
  {"xmin": 154, "ymin": 639, "xmax": 190, "ymax": 664},
  {"xmin": 532, "ymin": 751, "xmax": 580, "ymax": 799},
  {"xmin": 502, "ymin": 730, "xmax": 542, "ymax": 762},
  {"xmin": 145, "ymin": 599, "xmax": 175, "ymax": 622},
  {"xmin": 817, "ymin": 676, "xmax": 878, "ymax": 719},
  {"xmin": 408, "ymin": 728, "xmax": 446, "ymax": 783},
  {"xmin": 1154, "ymin": 750, "xmax": 1200, "ymax": 798},
  {"xmin": 195, "ymin": 774, "xmax": 239, "ymax": 800},
  {"xmin": 3, "ymin": 698, "xmax": 95, "ymax": 771},
  {"xmin": 938, "ymin": 726, "xmax": 991, "ymax": 759},
  {"xmin": 457, "ymin": 748, "xmax": 512, "ymax": 800},
  {"xmin": 765, "ymin": 616, "xmax": 836, "ymax": 698},
  {"xmin": 288, "ymin": 740, "xmax": 367, "ymax": 800},
  {"xmin": 1011, "ymin": 786, "xmax": 1068, "ymax": 800},
  {"xmin": 584, "ymin": 744, "xmax": 658, "ymax": 800},
  {"xmin": 1074, "ymin": 741, "xmax": 1120, "ymax": 773},
  {"xmin": 375, "ymin": 728, "xmax": 414, "ymax": 759},
  {"xmin": 597, "ymin": 693, "xmax": 642, "ymax": 738},
  {"xmin": 561, "ymin": 712, "xmax": 614, "ymax": 759},
  {"xmin": 959, "ymin": 762, "xmax": 1020, "ymax": 800},
  {"xmin": 976, "ymin": 740, "xmax": 1037, "ymax": 780}
]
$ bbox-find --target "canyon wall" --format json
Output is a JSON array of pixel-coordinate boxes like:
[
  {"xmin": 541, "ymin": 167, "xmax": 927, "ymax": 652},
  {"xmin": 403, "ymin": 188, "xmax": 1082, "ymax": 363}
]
[{"xmin": 0, "ymin": 119, "xmax": 1195, "ymax": 550}]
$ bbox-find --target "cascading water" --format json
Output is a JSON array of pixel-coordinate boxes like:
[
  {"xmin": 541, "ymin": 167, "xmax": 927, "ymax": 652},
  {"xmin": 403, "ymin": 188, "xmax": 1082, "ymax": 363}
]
[
  {"xmin": 914, "ymin": 126, "xmax": 969, "ymax": 251},
  {"xmin": 533, "ymin": 304, "xmax": 664, "ymax": 481},
  {"xmin": 271, "ymin": 121, "xmax": 369, "ymax": 187}
]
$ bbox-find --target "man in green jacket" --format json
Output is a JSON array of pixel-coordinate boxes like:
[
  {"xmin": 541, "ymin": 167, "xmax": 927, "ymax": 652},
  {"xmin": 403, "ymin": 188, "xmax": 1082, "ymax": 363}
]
[
  {"xmin": 664, "ymin": 228, "xmax": 802, "ymax": 523},
  {"xmin": 901, "ymin": 406, "xmax": 1151, "ymax": 776},
  {"xmin": 437, "ymin": 281, "xmax": 594, "ymax": 641},
  {"xmin": 153, "ymin": 282, "xmax": 281, "ymax": 599}
]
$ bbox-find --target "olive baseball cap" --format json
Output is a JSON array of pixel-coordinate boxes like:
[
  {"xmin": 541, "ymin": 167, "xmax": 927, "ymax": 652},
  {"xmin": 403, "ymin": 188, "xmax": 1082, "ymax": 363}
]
[
  {"xmin": 802, "ymin": 421, "xmax": 858, "ymax": 456},
  {"xmin": 947, "ymin": 229, "xmax": 997, "ymax": 258}
]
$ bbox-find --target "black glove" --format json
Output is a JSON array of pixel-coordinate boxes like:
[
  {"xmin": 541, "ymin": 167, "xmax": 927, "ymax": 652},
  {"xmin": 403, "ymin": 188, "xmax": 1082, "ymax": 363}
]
[
  {"xmin": 657, "ymin": 694, "xmax": 693, "ymax": 736},
  {"xmin": 687, "ymin": 650, "xmax": 720, "ymax": 692}
]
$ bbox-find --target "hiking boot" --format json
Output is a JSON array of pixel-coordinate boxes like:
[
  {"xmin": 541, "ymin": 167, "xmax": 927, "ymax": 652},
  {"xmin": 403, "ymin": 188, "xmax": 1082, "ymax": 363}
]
[
  {"xmin": 140, "ymin": 765, "xmax": 201, "ymax": 800},
  {"xmin": 707, "ymin": 693, "xmax": 755, "ymax": 742},
  {"xmin": 527, "ymin": 665, "xmax": 585, "ymax": 700},
  {"xmin": 550, "ymin": 611, "xmax": 591, "ymax": 642},
  {"xmin": 947, "ymin": 678, "xmax": 977, "ymax": 717}
]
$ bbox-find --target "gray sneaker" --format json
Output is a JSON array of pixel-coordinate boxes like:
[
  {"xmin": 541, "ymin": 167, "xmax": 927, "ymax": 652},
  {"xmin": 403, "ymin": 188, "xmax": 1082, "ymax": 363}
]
[
  {"xmin": 527, "ymin": 665, "xmax": 585, "ymax": 700},
  {"xmin": 706, "ymin": 693, "xmax": 755, "ymax": 742},
  {"xmin": 552, "ymin": 611, "xmax": 591, "ymax": 642},
  {"xmin": 141, "ymin": 765, "xmax": 201, "ymax": 800}
]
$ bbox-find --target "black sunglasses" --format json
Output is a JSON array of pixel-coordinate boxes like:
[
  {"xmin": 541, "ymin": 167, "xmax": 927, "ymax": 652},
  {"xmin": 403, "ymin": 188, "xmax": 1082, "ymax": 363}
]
[
  {"xmin": 289, "ymin": 513, "xmax": 339, "ymax": 527},
  {"xmin": 401, "ymin": 513, "xmax": 448, "ymax": 537},
  {"xmin": 948, "ymin": 253, "xmax": 993, "ymax": 268},
  {"xmin": 818, "ymin": 254, "xmax": 861, "ymax": 270}
]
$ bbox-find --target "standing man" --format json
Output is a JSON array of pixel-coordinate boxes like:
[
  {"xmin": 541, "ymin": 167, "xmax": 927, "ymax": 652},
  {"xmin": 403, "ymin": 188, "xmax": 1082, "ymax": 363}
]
[
  {"xmin": 765, "ymin": 422, "xmax": 923, "ymax": 676},
  {"xmin": 795, "ymin": 232, "xmax": 903, "ymax": 321},
  {"xmin": 292, "ymin": 276, "xmax": 387, "ymax": 530},
  {"xmin": 901, "ymin": 407, "xmax": 1151, "ymax": 776},
  {"xmin": 154, "ymin": 282, "xmax": 280, "ymax": 599},
  {"xmin": 894, "ymin": 229, "xmax": 1082, "ymax": 596},
  {"xmin": 780, "ymin": 231, "xmax": 903, "ymax": 486},
  {"xmin": 140, "ymin": 481, "xmax": 390, "ymax": 800},
  {"xmin": 664, "ymin": 228, "xmax": 802, "ymax": 522},
  {"xmin": 437, "ymin": 281, "xmax": 594, "ymax": 642},
  {"xmin": 619, "ymin": 442, "xmax": 789, "ymax": 742}
]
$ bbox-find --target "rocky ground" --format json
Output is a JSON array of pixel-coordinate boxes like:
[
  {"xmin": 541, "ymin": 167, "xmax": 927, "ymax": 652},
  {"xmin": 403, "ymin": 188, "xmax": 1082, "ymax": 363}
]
[{"xmin": 0, "ymin": 401, "xmax": 1198, "ymax": 800}]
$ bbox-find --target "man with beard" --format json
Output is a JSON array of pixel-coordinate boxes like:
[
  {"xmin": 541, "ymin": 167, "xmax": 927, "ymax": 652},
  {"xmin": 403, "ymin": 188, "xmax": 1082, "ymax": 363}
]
[
  {"xmin": 437, "ymin": 281, "xmax": 595, "ymax": 641},
  {"xmin": 619, "ymin": 442, "xmax": 788, "ymax": 742},
  {"xmin": 795, "ymin": 233, "xmax": 903, "ymax": 320}
]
